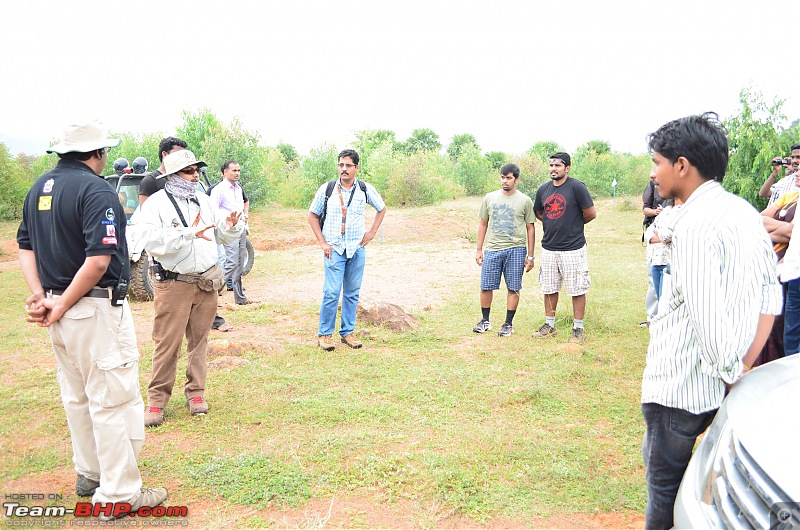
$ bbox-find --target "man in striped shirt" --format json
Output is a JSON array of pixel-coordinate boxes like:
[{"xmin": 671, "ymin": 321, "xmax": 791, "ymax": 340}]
[{"xmin": 640, "ymin": 113, "xmax": 783, "ymax": 530}]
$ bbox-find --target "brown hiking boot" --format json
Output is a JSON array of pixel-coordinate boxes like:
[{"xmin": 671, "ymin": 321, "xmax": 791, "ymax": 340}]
[
  {"xmin": 187, "ymin": 396, "xmax": 208, "ymax": 415},
  {"xmin": 533, "ymin": 323, "xmax": 557, "ymax": 338},
  {"xmin": 318, "ymin": 335, "xmax": 337, "ymax": 351},
  {"xmin": 144, "ymin": 406, "xmax": 163, "ymax": 427},
  {"xmin": 341, "ymin": 334, "xmax": 363, "ymax": 349}
]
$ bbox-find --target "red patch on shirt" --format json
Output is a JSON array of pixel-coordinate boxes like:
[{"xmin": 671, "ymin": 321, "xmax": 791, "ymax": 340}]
[
  {"xmin": 544, "ymin": 193, "xmax": 567, "ymax": 220},
  {"xmin": 102, "ymin": 237, "xmax": 118, "ymax": 245}
]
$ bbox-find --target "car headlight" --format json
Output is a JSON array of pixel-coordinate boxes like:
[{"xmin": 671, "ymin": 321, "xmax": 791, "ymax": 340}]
[{"xmin": 691, "ymin": 403, "xmax": 731, "ymax": 505}]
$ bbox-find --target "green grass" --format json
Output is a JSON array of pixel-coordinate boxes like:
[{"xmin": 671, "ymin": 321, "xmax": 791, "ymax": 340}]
[{"xmin": 0, "ymin": 198, "xmax": 650, "ymax": 526}]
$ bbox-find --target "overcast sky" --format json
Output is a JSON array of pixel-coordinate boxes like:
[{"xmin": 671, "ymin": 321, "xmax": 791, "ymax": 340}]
[{"xmin": 1, "ymin": 0, "xmax": 798, "ymax": 158}]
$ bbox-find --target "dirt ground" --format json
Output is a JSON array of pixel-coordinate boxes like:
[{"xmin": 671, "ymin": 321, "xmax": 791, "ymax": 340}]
[{"xmin": 0, "ymin": 198, "xmax": 645, "ymax": 528}]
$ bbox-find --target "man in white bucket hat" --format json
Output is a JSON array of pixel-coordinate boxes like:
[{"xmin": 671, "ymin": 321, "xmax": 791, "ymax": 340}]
[
  {"xmin": 17, "ymin": 120, "xmax": 168, "ymax": 515},
  {"xmin": 139, "ymin": 149, "xmax": 244, "ymax": 427}
]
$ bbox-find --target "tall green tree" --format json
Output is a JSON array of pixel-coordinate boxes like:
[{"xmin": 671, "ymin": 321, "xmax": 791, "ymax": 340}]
[
  {"xmin": 447, "ymin": 133, "xmax": 480, "ymax": 160},
  {"xmin": 526, "ymin": 141, "xmax": 563, "ymax": 159},
  {"xmin": 724, "ymin": 88, "xmax": 800, "ymax": 208},
  {"xmin": 276, "ymin": 142, "xmax": 299, "ymax": 164},
  {"xmin": 399, "ymin": 128, "xmax": 441, "ymax": 154}
]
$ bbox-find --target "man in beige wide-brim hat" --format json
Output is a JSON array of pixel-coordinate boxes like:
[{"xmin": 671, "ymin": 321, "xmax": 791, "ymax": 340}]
[
  {"xmin": 17, "ymin": 120, "xmax": 168, "ymax": 517},
  {"xmin": 138, "ymin": 149, "xmax": 244, "ymax": 427}
]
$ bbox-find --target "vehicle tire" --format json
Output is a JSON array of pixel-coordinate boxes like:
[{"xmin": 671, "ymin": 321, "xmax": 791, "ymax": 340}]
[
  {"xmin": 128, "ymin": 250, "xmax": 155, "ymax": 301},
  {"xmin": 242, "ymin": 238, "xmax": 255, "ymax": 276}
]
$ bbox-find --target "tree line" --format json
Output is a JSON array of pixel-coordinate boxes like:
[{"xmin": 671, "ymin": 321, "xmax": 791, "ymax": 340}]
[{"xmin": 0, "ymin": 89, "xmax": 796, "ymax": 221}]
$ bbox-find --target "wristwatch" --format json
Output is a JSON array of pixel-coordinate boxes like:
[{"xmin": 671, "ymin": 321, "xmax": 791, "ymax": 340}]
[{"xmin": 526, "ymin": 256, "xmax": 535, "ymax": 261}]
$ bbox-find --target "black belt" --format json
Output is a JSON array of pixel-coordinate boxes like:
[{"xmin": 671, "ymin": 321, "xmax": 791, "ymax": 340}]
[{"xmin": 48, "ymin": 287, "xmax": 111, "ymax": 299}]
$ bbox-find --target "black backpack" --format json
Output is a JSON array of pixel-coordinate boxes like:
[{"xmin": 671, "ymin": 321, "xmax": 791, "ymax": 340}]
[{"xmin": 318, "ymin": 179, "xmax": 368, "ymax": 230}]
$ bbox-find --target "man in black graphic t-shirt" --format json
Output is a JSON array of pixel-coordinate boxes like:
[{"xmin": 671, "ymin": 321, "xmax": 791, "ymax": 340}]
[{"xmin": 533, "ymin": 152, "xmax": 596, "ymax": 343}]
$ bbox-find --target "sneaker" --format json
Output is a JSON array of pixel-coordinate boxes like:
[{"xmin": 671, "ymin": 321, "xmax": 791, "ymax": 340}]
[
  {"xmin": 187, "ymin": 396, "xmax": 208, "ymax": 415},
  {"xmin": 570, "ymin": 328, "xmax": 585, "ymax": 343},
  {"xmin": 472, "ymin": 319, "xmax": 492, "ymax": 333},
  {"xmin": 99, "ymin": 487, "xmax": 168, "ymax": 521},
  {"xmin": 76, "ymin": 474, "xmax": 99, "ymax": 497},
  {"xmin": 341, "ymin": 334, "xmax": 363, "ymax": 349},
  {"xmin": 318, "ymin": 335, "xmax": 336, "ymax": 351},
  {"xmin": 497, "ymin": 322, "xmax": 514, "ymax": 337},
  {"xmin": 144, "ymin": 406, "xmax": 163, "ymax": 427},
  {"xmin": 533, "ymin": 323, "xmax": 556, "ymax": 338}
]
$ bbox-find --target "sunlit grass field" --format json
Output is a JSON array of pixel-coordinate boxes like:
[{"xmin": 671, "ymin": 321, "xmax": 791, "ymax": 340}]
[{"xmin": 0, "ymin": 197, "xmax": 651, "ymax": 527}]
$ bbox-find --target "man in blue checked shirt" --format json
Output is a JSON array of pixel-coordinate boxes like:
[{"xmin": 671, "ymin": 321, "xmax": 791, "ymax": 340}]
[{"xmin": 308, "ymin": 149, "xmax": 387, "ymax": 351}]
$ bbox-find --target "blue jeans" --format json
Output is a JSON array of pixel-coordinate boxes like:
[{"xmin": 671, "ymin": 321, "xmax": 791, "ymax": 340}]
[
  {"xmin": 651, "ymin": 265, "xmax": 667, "ymax": 301},
  {"xmin": 641, "ymin": 403, "xmax": 716, "ymax": 530},
  {"xmin": 784, "ymin": 278, "xmax": 800, "ymax": 356},
  {"xmin": 319, "ymin": 247, "xmax": 365, "ymax": 337}
]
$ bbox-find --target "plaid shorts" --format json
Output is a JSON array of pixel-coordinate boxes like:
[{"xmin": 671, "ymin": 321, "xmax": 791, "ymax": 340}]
[
  {"xmin": 481, "ymin": 247, "xmax": 526, "ymax": 291},
  {"xmin": 538, "ymin": 245, "xmax": 591, "ymax": 296}
]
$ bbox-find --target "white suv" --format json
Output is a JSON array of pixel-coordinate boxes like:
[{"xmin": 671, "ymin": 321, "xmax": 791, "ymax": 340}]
[{"xmin": 674, "ymin": 354, "xmax": 800, "ymax": 528}]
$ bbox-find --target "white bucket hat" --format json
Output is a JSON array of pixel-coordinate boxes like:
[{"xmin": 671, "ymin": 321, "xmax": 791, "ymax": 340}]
[
  {"xmin": 162, "ymin": 149, "xmax": 207, "ymax": 176},
  {"xmin": 46, "ymin": 120, "xmax": 120, "ymax": 154}
]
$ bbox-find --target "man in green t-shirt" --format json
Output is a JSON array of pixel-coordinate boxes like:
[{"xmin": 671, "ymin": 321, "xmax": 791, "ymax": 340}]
[{"xmin": 474, "ymin": 163, "xmax": 536, "ymax": 336}]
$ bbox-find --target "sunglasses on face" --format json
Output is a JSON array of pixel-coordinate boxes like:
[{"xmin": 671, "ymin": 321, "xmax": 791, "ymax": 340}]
[{"xmin": 179, "ymin": 167, "xmax": 199, "ymax": 175}]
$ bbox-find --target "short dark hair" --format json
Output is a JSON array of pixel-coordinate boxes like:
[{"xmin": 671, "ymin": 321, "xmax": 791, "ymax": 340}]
[
  {"xmin": 58, "ymin": 149, "xmax": 102, "ymax": 162},
  {"xmin": 648, "ymin": 112, "xmax": 728, "ymax": 182},
  {"xmin": 549, "ymin": 152, "xmax": 571, "ymax": 167},
  {"xmin": 791, "ymin": 143, "xmax": 800, "ymax": 151},
  {"xmin": 338, "ymin": 149, "xmax": 359, "ymax": 166},
  {"xmin": 500, "ymin": 163, "xmax": 520, "ymax": 179},
  {"xmin": 158, "ymin": 137, "xmax": 188, "ymax": 161},
  {"xmin": 221, "ymin": 160, "xmax": 239, "ymax": 173}
]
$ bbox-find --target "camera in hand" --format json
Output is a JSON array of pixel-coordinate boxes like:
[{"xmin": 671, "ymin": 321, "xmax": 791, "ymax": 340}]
[{"xmin": 773, "ymin": 157, "xmax": 791, "ymax": 166}]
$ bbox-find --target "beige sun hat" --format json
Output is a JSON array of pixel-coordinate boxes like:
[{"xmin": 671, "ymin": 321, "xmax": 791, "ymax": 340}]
[
  {"xmin": 46, "ymin": 120, "xmax": 120, "ymax": 154},
  {"xmin": 162, "ymin": 149, "xmax": 207, "ymax": 176}
]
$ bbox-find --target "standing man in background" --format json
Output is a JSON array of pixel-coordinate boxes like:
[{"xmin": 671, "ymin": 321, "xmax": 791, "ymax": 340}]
[
  {"xmin": 308, "ymin": 149, "xmax": 386, "ymax": 351},
  {"xmin": 473, "ymin": 163, "xmax": 536, "ymax": 337},
  {"xmin": 17, "ymin": 121, "xmax": 167, "ymax": 512},
  {"xmin": 533, "ymin": 152, "xmax": 596, "ymax": 343},
  {"xmin": 210, "ymin": 160, "xmax": 253, "ymax": 305}
]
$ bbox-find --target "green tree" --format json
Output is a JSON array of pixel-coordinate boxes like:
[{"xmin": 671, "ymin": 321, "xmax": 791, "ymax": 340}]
[
  {"xmin": 447, "ymin": 133, "xmax": 480, "ymax": 161},
  {"xmin": 276, "ymin": 142, "xmax": 299, "ymax": 164},
  {"xmin": 485, "ymin": 151, "xmax": 508, "ymax": 170},
  {"xmin": 176, "ymin": 109, "xmax": 224, "ymax": 160},
  {"xmin": 724, "ymin": 87, "xmax": 800, "ymax": 208},
  {"xmin": 584, "ymin": 140, "xmax": 611, "ymax": 155},
  {"xmin": 0, "ymin": 143, "xmax": 35, "ymax": 220},
  {"xmin": 454, "ymin": 145, "xmax": 493, "ymax": 196},
  {"xmin": 399, "ymin": 128, "xmax": 441, "ymax": 154},
  {"xmin": 526, "ymin": 141, "xmax": 563, "ymax": 159}
]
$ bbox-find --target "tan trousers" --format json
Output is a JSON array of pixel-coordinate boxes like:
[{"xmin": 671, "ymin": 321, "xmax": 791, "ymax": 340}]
[
  {"xmin": 147, "ymin": 279, "xmax": 217, "ymax": 408},
  {"xmin": 47, "ymin": 296, "xmax": 144, "ymax": 504}
]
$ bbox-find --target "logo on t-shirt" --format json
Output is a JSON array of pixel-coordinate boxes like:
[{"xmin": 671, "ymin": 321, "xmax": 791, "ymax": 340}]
[
  {"xmin": 43, "ymin": 179, "xmax": 54, "ymax": 193},
  {"xmin": 105, "ymin": 208, "xmax": 115, "ymax": 221},
  {"xmin": 544, "ymin": 193, "xmax": 567, "ymax": 220}
]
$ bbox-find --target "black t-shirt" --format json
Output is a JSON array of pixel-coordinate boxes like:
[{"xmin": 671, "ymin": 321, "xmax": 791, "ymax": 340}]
[
  {"xmin": 641, "ymin": 180, "xmax": 673, "ymax": 225},
  {"xmin": 534, "ymin": 177, "xmax": 594, "ymax": 251},
  {"xmin": 17, "ymin": 159, "xmax": 128, "ymax": 290},
  {"xmin": 139, "ymin": 169, "xmax": 164, "ymax": 197}
]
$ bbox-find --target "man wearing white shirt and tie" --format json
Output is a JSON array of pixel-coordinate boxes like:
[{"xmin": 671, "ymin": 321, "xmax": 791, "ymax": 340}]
[{"xmin": 210, "ymin": 160, "xmax": 253, "ymax": 305}]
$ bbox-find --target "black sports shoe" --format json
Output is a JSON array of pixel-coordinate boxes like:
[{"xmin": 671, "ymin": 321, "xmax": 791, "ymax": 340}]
[{"xmin": 472, "ymin": 319, "xmax": 492, "ymax": 333}]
